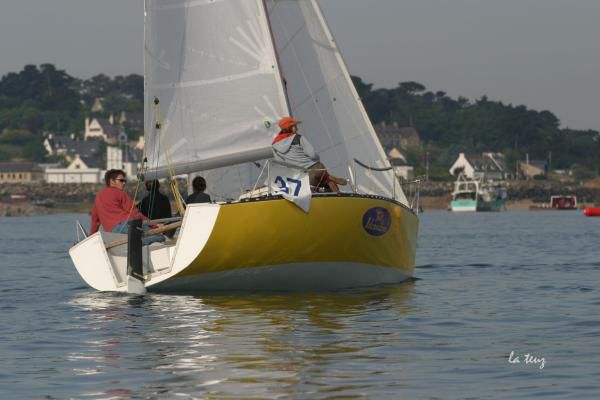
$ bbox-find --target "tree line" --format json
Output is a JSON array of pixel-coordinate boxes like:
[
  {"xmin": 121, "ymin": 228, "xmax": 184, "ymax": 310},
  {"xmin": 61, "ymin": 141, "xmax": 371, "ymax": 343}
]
[
  {"xmin": 1, "ymin": 64, "xmax": 598, "ymax": 180},
  {"xmin": 352, "ymin": 77, "xmax": 600, "ymax": 180}
]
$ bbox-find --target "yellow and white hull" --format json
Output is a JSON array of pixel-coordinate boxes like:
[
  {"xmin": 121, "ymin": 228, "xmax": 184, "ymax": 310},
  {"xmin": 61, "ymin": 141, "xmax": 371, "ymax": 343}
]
[{"xmin": 69, "ymin": 195, "xmax": 419, "ymax": 292}]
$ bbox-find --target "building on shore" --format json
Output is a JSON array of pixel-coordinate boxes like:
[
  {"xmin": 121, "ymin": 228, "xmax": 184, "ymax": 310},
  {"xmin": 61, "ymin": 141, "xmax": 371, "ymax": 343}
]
[
  {"xmin": 388, "ymin": 148, "xmax": 414, "ymax": 181},
  {"xmin": 449, "ymin": 152, "xmax": 509, "ymax": 181},
  {"xmin": 519, "ymin": 159, "xmax": 547, "ymax": 180},
  {"xmin": 0, "ymin": 161, "xmax": 44, "ymax": 183},
  {"xmin": 375, "ymin": 122, "xmax": 421, "ymax": 150}
]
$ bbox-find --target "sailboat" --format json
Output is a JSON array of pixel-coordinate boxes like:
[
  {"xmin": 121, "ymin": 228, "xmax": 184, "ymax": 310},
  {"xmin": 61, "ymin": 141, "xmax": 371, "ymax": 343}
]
[{"xmin": 69, "ymin": 0, "xmax": 420, "ymax": 293}]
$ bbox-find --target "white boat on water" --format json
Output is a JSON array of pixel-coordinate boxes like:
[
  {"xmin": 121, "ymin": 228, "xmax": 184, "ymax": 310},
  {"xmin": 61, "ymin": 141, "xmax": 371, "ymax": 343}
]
[
  {"xmin": 450, "ymin": 173, "xmax": 506, "ymax": 212},
  {"xmin": 69, "ymin": 0, "xmax": 420, "ymax": 293}
]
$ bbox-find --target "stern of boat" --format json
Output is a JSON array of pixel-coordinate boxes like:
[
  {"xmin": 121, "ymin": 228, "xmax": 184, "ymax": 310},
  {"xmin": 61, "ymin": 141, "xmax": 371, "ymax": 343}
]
[{"xmin": 69, "ymin": 232, "xmax": 128, "ymax": 292}]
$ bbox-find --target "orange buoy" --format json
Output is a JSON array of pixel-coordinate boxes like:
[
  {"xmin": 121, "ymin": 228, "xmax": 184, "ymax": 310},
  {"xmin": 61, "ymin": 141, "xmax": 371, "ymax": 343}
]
[{"xmin": 583, "ymin": 207, "xmax": 600, "ymax": 217}]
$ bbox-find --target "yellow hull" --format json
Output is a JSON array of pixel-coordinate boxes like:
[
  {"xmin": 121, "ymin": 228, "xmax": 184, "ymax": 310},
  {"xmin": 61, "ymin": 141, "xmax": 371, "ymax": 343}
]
[
  {"xmin": 157, "ymin": 195, "xmax": 418, "ymax": 289},
  {"xmin": 70, "ymin": 195, "xmax": 419, "ymax": 292}
]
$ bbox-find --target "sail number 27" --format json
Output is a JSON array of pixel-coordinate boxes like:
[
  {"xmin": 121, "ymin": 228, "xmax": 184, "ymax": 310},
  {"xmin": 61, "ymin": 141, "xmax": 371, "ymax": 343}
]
[{"xmin": 274, "ymin": 176, "xmax": 302, "ymax": 196}]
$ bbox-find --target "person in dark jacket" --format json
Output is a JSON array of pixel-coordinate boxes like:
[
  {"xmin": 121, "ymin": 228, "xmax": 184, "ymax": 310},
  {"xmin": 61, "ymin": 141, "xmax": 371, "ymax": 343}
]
[
  {"xmin": 138, "ymin": 180, "xmax": 174, "ymax": 237},
  {"xmin": 186, "ymin": 176, "xmax": 211, "ymax": 205}
]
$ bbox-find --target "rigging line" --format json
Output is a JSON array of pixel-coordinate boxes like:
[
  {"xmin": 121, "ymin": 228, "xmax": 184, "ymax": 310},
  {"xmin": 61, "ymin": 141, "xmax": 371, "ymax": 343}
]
[
  {"xmin": 113, "ymin": 173, "xmax": 144, "ymax": 234},
  {"xmin": 352, "ymin": 157, "xmax": 393, "ymax": 194},
  {"xmin": 235, "ymin": 165, "xmax": 244, "ymax": 199},
  {"xmin": 155, "ymin": 98, "xmax": 186, "ymax": 215},
  {"xmin": 251, "ymin": 160, "xmax": 269, "ymax": 195},
  {"xmin": 353, "ymin": 158, "xmax": 393, "ymax": 172},
  {"xmin": 111, "ymin": 138, "xmax": 145, "ymax": 234}
]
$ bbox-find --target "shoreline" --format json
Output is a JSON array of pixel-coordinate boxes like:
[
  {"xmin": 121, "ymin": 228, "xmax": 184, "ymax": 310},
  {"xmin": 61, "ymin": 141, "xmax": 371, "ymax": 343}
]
[
  {"xmin": 1, "ymin": 180, "xmax": 598, "ymax": 217},
  {"xmin": 0, "ymin": 201, "xmax": 90, "ymax": 217},
  {"xmin": 1, "ymin": 197, "xmax": 592, "ymax": 217}
]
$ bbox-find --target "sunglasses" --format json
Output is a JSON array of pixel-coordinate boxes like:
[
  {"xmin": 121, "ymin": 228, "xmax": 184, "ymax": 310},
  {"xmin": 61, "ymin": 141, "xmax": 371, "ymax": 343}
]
[{"xmin": 115, "ymin": 178, "xmax": 127, "ymax": 183}]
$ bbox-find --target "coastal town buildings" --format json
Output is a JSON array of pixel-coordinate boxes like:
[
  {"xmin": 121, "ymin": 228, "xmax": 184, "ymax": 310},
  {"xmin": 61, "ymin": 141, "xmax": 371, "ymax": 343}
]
[{"xmin": 40, "ymin": 105, "xmax": 145, "ymax": 183}]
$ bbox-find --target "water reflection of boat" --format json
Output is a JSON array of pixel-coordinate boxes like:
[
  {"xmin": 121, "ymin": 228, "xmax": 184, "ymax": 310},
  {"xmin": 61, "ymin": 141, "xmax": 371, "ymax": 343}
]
[
  {"xmin": 529, "ymin": 195, "xmax": 578, "ymax": 210},
  {"xmin": 67, "ymin": 283, "xmax": 415, "ymax": 397},
  {"xmin": 450, "ymin": 173, "xmax": 506, "ymax": 212}
]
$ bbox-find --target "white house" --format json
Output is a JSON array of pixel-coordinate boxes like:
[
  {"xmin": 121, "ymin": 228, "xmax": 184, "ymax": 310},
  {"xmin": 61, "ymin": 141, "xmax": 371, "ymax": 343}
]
[
  {"xmin": 45, "ymin": 168, "xmax": 102, "ymax": 184},
  {"xmin": 449, "ymin": 152, "xmax": 508, "ymax": 181},
  {"xmin": 45, "ymin": 158, "xmax": 103, "ymax": 183},
  {"xmin": 45, "ymin": 153, "xmax": 104, "ymax": 183},
  {"xmin": 387, "ymin": 148, "xmax": 413, "ymax": 181},
  {"xmin": 84, "ymin": 116, "xmax": 126, "ymax": 144}
]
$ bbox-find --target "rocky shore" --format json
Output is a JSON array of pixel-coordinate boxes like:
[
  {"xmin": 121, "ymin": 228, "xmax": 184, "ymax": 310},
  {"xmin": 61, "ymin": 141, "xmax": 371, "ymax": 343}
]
[
  {"xmin": 2, "ymin": 183, "xmax": 107, "ymax": 217},
  {"xmin": 1, "ymin": 180, "xmax": 599, "ymax": 217}
]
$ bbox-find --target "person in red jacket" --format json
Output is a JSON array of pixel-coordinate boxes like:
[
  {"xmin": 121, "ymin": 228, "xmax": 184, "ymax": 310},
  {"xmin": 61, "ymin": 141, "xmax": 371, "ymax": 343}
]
[{"xmin": 90, "ymin": 169, "xmax": 164, "ymax": 244}]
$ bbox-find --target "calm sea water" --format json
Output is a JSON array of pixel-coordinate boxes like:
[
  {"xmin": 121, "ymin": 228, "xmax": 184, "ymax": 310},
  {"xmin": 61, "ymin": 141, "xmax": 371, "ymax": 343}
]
[{"xmin": 1, "ymin": 210, "xmax": 599, "ymax": 399}]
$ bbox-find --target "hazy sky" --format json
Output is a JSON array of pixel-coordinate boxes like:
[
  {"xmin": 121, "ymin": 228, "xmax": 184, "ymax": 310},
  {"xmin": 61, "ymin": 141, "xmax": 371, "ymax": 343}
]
[{"xmin": 1, "ymin": 0, "xmax": 599, "ymax": 131}]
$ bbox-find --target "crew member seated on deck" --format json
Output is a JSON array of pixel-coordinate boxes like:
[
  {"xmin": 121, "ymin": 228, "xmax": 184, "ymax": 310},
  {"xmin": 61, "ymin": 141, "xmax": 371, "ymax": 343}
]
[
  {"xmin": 186, "ymin": 176, "xmax": 211, "ymax": 205},
  {"xmin": 90, "ymin": 169, "xmax": 164, "ymax": 245},
  {"xmin": 138, "ymin": 180, "xmax": 174, "ymax": 238},
  {"xmin": 271, "ymin": 116, "xmax": 347, "ymax": 193}
]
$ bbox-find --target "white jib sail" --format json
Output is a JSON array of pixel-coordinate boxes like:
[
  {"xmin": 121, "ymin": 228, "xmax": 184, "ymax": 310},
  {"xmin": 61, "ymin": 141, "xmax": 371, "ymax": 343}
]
[
  {"xmin": 265, "ymin": 0, "xmax": 408, "ymax": 205},
  {"xmin": 144, "ymin": 0, "xmax": 289, "ymax": 179}
]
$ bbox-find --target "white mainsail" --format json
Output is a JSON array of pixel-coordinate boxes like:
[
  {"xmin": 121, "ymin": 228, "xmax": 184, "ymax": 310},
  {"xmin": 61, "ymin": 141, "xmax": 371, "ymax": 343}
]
[{"xmin": 144, "ymin": 0, "xmax": 289, "ymax": 179}]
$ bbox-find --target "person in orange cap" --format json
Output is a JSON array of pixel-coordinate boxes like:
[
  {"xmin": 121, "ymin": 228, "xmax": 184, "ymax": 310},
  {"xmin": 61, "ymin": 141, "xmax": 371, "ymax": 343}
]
[{"xmin": 272, "ymin": 116, "xmax": 347, "ymax": 192}]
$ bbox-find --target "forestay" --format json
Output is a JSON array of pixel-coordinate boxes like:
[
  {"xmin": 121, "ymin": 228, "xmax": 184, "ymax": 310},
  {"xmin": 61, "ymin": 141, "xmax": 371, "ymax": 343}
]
[
  {"xmin": 144, "ymin": 0, "xmax": 289, "ymax": 179},
  {"xmin": 265, "ymin": 0, "xmax": 408, "ymax": 205}
]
